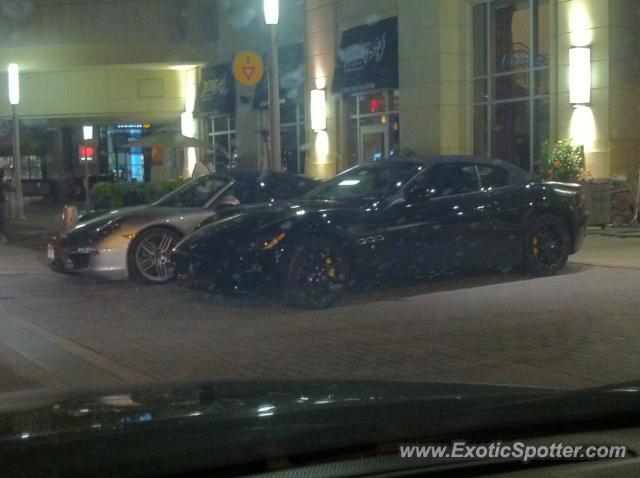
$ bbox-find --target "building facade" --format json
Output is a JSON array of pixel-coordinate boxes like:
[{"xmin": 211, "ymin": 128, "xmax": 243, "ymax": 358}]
[
  {"xmin": 0, "ymin": 0, "xmax": 638, "ymax": 199},
  {"xmin": 303, "ymin": 0, "xmax": 640, "ymax": 181}
]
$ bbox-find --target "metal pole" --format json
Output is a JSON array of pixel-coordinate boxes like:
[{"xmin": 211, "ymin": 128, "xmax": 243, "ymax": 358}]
[
  {"xmin": 268, "ymin": 24, "xmax": 281, "ymax": 172},
  {"xmin": 11, "ymin": 104, "xmax": 24, "ymax": 220},
  {"xmin": 632, "ymin": 168, "xmax": 640, "ymax": 225},
  {"xmin": 83, "ymin": 149, "xmax": 91, "ymax": 211}
]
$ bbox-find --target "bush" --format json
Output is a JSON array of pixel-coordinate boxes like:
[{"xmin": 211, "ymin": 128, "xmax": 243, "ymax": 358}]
[
  {"xmin": 90, "ymin": 179, "xmax": 185, "ymax": 209},
  {"xmin": 540, "ymin": 139, "xmax": 586, "ymax": 182},
  {"xmin": 141, "ymin": 179, "xmax": 184, "ymax": 204},
  {"xmin": 90, "ymin": 182, "xmax": 128, "ymax": 209}
]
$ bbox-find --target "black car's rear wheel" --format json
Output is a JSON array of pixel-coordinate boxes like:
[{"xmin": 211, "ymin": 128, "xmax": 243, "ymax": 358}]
[
  {"xmin": 524, "ymin": 215, "xmax": 571, "ymax": 276},
  {"xmin": 284, "ymin": 237, "xmax": 349, "ymax": 309},
  {"xmin": 129, "ymin": 227, "xmax": 181, "ymax": 284}
]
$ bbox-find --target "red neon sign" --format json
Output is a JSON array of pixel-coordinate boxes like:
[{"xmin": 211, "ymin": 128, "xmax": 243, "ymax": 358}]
[{"xmin": 79, "ymin": 146, "xmax": 95, "ymax": 161}]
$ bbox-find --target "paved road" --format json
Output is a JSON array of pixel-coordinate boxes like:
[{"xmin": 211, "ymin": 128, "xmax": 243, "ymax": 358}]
[{"xmin": 1, "ymin": 236, "xmax": 640, "ymax": 394}]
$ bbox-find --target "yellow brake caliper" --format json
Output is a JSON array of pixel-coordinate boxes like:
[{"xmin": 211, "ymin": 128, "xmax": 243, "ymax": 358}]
[{"xmin": 325, "ymin": 256, "xmax": 336, "ymax": 278}]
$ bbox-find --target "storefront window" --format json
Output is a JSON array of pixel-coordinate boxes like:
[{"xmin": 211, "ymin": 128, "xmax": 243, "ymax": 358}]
[
  {"xmin": 473, "ymin": 0, "xmax": 550, "ymax": 172},
  {"xmin": 107, "ymin": 126, "xmax": 149, "ymax": 181},
  {"xmin": 208, "ymin": 115, "xmax": 236, "ymax": 170},
  {"xmin": 348, "ymin": 90, "xmax": 400, "ymax": 165},
  {"xmin": 280, "ymin": 102, "xmax": 306, "ymax": 174}
]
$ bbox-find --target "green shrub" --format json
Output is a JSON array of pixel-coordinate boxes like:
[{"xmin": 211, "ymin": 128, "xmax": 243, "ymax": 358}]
[
  {"xmin": 90, "ymin": 179, "xmax": 184, "ymax": 209},
  {"xmin": 91, "ymin": 182, "xmax": 128, "ymax": 209},
  {"xmin": 142, "ymin": 179, "xmax": 184, "ymax": 204}
]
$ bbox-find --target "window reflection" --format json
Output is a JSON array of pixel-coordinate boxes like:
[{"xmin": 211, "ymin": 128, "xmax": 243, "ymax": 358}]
[{"xmin": 473, "ymin": 0, "xmax": 550, "ymax": 172}]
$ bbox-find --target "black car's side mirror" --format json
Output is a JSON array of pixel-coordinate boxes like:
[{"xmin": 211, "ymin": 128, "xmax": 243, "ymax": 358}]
[{"xmin": 405, "ymin": 186, "xmax": 435, "ymax": 203}]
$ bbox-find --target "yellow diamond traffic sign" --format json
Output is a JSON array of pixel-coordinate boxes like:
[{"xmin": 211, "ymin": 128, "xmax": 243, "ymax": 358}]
[{"xmin": 232, "ymin": 51, "xmax": 265, "ymax": 86}]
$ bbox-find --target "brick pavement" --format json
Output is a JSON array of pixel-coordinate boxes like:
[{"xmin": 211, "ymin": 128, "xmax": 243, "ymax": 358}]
[{"xmin": 1, "ymin": 236, "xmax": 640, "ymax": 394}]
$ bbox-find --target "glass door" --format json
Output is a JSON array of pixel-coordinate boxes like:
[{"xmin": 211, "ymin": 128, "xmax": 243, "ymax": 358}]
[{"xmin": 359, "ymin": 124, "xmax": 388, "ymax": 163}]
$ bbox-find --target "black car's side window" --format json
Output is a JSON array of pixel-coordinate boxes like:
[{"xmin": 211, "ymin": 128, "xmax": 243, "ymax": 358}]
[
  {"xmin": 477, "ymin": 165, "xmax": 509, "ymax": 190},
  {"xmin": 427, "ymin": 164, "xmax": 480, "ymax": 198}
]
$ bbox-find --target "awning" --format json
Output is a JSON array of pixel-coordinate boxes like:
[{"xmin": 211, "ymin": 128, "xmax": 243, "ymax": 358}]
[
  {"xmin": 195, "ymin": 62, "xmax": 236, "ymax": 116},
  {"xmin": 253, "ymin": 43, "xmax": 304, "ymax": 109},
  {"xmin": 126, "ymin": 131, "xmax": 203, "ymax": 149},
  {"xmin": 332, "ymin": 17, "xmax": 398, "ymax": 94}
]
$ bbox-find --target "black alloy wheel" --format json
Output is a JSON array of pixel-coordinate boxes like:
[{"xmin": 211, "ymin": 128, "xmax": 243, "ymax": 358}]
[
  {"xmin": 524, "ymin": 215, "xmax": 571, "ymax": 276},
  {"xmin": 284, "ymin": 237, "xmax": 349, "ymax": 309}
]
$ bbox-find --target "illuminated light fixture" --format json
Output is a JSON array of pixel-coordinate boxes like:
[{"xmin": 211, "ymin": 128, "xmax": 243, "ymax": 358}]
[
  {"xmin": 8, "ymin": 63, "xmax": 19, "ymax": 105},
  {"xmin": 82, "ymin": 125, "xmax": 93, "ymax": 141},
  {"xmin": 315, "ymin": 130, "xmax": 330, "ymax": 164},
  {"xmin": 310, "ymin": 89, "xmax": 327, "ymax": 132},
  {"xmin": 263, "ymin": 0, "xmax": 279, "ymax": 25},
  {"xmin": 569, "ymin": 47, "xmax": 591, "ymax": 106},
  {"xmin": 180, "ymin": 112, "xmax": 196, "ymax": 138}
]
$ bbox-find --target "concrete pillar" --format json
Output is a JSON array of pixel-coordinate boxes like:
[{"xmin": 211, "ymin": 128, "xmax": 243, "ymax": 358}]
[
  {"xmin": 306, "ymin": 0, "xmax": 340, "ymax": 179},
  {"xmin": 398, "ymin": 0, "xmax": 470, "ymax": 156}
]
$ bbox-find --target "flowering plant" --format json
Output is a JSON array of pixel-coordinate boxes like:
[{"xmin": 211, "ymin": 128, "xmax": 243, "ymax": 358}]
[{"xmin": 540, "ymin": 139, "xmax": 585, "ymax": 182}]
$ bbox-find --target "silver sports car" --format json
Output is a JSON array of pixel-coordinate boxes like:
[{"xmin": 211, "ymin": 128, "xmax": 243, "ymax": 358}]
[{"xmin": 48, "ymin": 172, "xmax": 318, "ymax": 283}]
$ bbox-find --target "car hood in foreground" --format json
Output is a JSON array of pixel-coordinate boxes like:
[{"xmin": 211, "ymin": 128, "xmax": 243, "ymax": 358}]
[{"xmin": 2, "ymin": 380, "xmax": 640, "ymax": 476}]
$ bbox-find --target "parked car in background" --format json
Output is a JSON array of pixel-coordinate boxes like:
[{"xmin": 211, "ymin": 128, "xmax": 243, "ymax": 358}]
[
  {"xmin": 173, "ymin": 157, "xmax": 588, "ymax": 308},
  {"xmin": 48, "ymin": 172, "xmax": 318, "ymax": 283}
]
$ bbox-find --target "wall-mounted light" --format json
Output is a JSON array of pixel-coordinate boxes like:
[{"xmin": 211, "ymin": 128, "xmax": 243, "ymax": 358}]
[
  {"xmin": 82, "ymin": 125, "xmax": 93, "ymax": 141},
  {"xmin": 310, "ymin": 89, "xmax": 327, "ymax": 132},
  {"xmin": 314, "ymin": 130, "xmax": 330, "ymax": 165},
  {"xmin": 263, "ymin": 0, "xmax": 279, "ymax": 25},
  {"xmin": 569, "ymin": 46, "xmax": 591, "ymax": 106},
  {"xmin": 8, "ymin": 63, "xmax": 20, "ymax": 105}
]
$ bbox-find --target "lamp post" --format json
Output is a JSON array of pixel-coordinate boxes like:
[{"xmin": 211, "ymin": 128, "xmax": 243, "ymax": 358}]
[
  {"xmin": 8, "ymin": 63, "xmax": 24, "ymax": 220},
  {"xmin": 264, "ymin": 0, "xmax": 281, "ymax": 172},
  {"xmin": 82, "ymin": 125, "xmax": 93, "ymax": 211}
]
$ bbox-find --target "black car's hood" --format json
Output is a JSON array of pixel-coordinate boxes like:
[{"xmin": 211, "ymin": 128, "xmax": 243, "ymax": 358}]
[
  {"xmin": 181, "ymin": 198, "xmax": 374, "ymax": 250},
  {"xmin": 2, "ymin": 380, "xmax": 640, "ymax": 476}
]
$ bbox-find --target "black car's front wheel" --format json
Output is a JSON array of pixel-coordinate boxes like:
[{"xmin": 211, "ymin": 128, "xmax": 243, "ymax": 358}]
[
  {"xmin": 284, "ymin": 237, "xmax": 349, "ymax": 309},
  {"xmin": 524, "ymin": 214, "xmax": 571, "ymax": 276},
  {"xmin": 129, "ymin": 227, "xmax": 181, "ymax": 284}
]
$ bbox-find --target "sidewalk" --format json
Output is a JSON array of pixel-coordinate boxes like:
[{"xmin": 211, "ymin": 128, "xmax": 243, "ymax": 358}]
[
  {"xmin": 4, "ymin": 201, "xmax": 62, "ymax": 251},
  {"xmin": 0, "ymin": 244, "xmax": 48, "ymax": 274},
  {"xmin": 571, "ymin": 234, "xmax": 640, "ymax": 270}
]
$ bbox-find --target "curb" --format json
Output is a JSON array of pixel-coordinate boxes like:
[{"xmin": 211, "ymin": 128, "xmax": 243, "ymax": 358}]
[
  {"xmin": 570, "ymin": 261, "xmax": 640, "ymax": 271},
  {"xmin": 587, "ymin": 228, "xmax": 640, "ymax": 239}
]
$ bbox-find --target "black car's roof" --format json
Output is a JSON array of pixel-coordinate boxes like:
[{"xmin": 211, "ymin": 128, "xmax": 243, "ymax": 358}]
[{"xmin": 356, "ymin": 156, "xmax": 537, "ymax": 183}]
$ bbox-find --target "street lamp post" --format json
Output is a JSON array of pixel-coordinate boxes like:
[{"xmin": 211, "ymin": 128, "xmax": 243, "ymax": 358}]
[
  {"xmin": 8, "ymin": 63, "xmax": 24, "ymax": 220},
  {"xmin": 82, "ymin": 125, "xmax": 93, "ymax": 211},
  {"xmin": 264, "ymin": 0, "xmax": 281, "ymax": 172}
]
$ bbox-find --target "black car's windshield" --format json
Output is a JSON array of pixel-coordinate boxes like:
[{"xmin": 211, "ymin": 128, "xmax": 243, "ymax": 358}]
[
  {"xmin": 304, "ymin": 163, "xmax": 421, "ymax": 201},
  {"xmin": 154, "ymin": 175, "xmax": 229, "ymax": 208}
]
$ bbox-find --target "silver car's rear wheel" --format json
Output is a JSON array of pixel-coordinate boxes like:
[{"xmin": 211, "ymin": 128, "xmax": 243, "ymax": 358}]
[{"xmin": 129, "ymin": 228, "xmax": 181, "ymax": 283}]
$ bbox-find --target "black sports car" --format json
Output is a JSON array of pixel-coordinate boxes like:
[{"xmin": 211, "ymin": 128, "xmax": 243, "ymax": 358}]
[{"xmin": 172, "ymin": 157, "xmax": 587, "ymax": 308}]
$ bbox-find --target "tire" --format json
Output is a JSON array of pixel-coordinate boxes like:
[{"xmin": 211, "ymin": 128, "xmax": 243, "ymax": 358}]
[
  {"xmin": 128, "ymin": 227, "xmax": 181, "ymax": 284},
  {"xmin": 523, "ymin": 214, "xmax": 571, "ymax": 276},
  {"xmin": 283, "ymin": 237, "xmax": 349, "ymax": 309}
]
